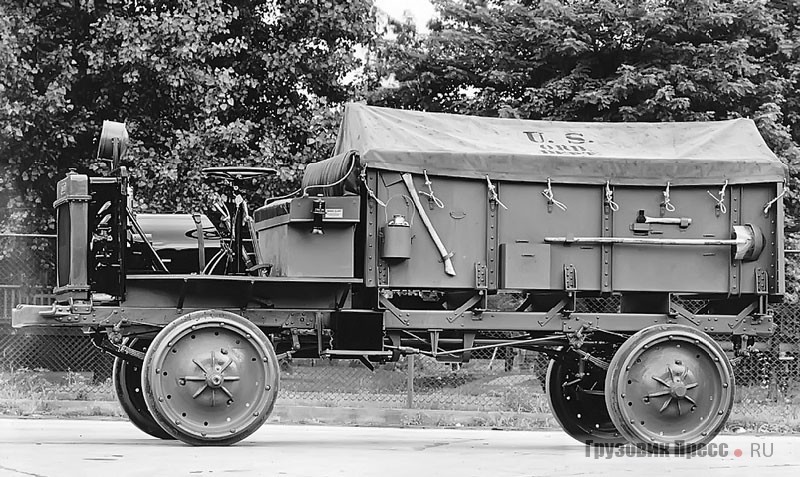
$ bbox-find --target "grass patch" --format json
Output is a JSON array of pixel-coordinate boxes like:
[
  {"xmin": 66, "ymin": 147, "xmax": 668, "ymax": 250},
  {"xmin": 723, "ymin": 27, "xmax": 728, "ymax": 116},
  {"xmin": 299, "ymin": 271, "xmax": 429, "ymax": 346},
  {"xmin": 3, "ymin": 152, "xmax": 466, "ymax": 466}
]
[{"xmin": 0, "ymin": 368, "xmax": 114, "ymax": 415}]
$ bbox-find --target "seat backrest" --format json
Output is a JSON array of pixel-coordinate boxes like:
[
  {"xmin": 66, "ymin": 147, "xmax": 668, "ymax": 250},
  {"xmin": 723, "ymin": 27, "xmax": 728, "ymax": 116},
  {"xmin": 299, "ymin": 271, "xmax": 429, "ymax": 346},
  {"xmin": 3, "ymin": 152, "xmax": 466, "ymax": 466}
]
[{"xmin": 301, "ymin": 150, "xmax": 359, "ymax": 196}]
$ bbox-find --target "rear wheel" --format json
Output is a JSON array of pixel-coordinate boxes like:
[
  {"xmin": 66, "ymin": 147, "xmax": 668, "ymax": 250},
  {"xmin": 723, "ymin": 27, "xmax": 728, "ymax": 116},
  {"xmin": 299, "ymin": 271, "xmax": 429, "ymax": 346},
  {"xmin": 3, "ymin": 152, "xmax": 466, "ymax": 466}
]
[
  {"xmin": 605, "ymin": 324, "xmax": 735, "ymax": 453},
  {"xmin": 142, "ymin": 310, "xmax": 280, "ymax": 446},
  {"xmin": 113, "ymin": 338, "xmax": 173, "ymax": 440},
  {"xmin": 546, "ymin": 348, "xmax": 625, "ymax": 446}
]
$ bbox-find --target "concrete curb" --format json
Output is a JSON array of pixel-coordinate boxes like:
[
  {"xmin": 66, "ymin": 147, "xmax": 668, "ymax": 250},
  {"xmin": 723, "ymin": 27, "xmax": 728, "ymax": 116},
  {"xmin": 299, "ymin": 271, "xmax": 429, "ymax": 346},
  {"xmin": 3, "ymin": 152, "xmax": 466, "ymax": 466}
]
[{"xmin": 0, "ymin": 399, "xmax": 557, "ymax": 429}]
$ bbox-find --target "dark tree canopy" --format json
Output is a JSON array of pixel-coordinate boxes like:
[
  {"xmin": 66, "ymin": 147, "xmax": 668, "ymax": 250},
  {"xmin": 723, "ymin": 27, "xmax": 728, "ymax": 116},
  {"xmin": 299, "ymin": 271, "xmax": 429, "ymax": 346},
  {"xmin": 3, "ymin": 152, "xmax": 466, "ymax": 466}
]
[{"xmin": 0, "ymin": 0, "xmax": 375, "ymax": 233}]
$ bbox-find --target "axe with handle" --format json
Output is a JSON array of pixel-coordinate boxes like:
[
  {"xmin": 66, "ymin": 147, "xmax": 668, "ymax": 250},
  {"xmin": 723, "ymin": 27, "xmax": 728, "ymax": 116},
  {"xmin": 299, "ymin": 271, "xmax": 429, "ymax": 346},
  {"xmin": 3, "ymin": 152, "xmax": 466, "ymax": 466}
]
[{"xmin": 401, "ymin": 173, "xmax": 456, "ymax": 276}]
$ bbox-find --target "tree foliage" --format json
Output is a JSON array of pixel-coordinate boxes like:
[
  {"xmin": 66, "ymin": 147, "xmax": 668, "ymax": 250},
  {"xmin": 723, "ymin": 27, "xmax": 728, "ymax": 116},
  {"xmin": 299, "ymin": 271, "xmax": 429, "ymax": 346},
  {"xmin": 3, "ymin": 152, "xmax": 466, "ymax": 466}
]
[{"xmin": 0, "ymin": 0, "xmax": 375, "ymax": 233}]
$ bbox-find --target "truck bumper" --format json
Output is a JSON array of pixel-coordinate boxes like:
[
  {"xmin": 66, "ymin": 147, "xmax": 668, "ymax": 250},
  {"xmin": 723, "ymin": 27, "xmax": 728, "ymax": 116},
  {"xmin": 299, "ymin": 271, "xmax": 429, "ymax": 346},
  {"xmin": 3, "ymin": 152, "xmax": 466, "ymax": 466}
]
[{"xmin": 12, "ymin": 304, "xmax": 76, "ymax": 328}]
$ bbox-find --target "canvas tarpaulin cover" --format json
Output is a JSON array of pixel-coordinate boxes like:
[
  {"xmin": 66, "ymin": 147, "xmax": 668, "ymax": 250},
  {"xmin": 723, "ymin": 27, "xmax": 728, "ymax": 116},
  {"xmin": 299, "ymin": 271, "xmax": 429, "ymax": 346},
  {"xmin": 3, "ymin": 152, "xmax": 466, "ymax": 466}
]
[{"xmin": 333, "ymin": 103, "xmax": 787, "ymax": 186}]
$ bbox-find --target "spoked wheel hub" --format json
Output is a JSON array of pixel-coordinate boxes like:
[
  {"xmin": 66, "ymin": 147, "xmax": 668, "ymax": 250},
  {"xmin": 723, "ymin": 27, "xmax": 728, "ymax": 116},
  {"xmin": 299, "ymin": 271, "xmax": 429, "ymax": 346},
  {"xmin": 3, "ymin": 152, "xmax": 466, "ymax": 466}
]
[
  {"xmin": 648, "ymin": 360, "xmax": 698, "ymax": 413},
  {"xmin": 546, "ymin": 348, "xmax": 626, "ymax": 446},
  {"xmin": 605, "ymin": 324, "xmax": 734, "ymax": 453},
  {"xmin": 183, "ymin": 350, "xmax": 242, "ymax": 407},
  {"xmin": 142, "ymin": 310, "xmax": 279, "ymax": 446}
]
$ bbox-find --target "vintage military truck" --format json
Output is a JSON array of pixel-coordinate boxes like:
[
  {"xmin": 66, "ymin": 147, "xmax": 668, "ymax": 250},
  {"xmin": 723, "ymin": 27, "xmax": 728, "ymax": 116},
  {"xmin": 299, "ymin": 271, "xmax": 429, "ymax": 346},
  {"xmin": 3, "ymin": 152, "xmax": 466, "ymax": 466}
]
[{"xmin": 13, "ymin": 104, "xmax": 787, "ymax": 451}]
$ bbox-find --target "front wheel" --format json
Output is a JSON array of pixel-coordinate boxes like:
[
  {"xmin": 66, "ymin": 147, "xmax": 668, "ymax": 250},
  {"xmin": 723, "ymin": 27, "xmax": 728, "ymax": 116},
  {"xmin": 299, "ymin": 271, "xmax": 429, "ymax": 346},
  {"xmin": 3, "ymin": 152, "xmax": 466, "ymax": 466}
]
[{"xmin": 142, "ymin": 310, "xmax": 280, "ymax": 446}]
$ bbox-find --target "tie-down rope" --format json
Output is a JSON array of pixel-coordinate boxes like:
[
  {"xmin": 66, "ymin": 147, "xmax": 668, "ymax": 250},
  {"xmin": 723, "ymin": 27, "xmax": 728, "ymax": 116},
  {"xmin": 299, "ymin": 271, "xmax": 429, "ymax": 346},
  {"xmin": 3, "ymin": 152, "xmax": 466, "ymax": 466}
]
[
  {"xmin": 542, "ymin": 178, "xmax": 568, "ymax": 211},
  {"xmin": 662, "ymin": 181, "xmax": 676, "ymax": 212},
  {"xmin": 605, "ymin": 181, "xmax": 619, "ymax": 212},
  {"xmin": 419, "ymin": 170, "xmax": 445, "ymax": 208},
  {"xmin": 706, "ymin": 180, "xmax": 728, "ymax": 214}
]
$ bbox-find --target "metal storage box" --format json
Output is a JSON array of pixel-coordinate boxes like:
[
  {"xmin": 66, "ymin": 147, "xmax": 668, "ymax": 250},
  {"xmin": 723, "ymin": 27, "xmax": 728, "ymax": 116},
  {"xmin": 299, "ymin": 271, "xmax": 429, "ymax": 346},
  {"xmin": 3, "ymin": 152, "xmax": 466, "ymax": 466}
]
[{"xmin": 252, "ymin": 196, "xmax": 360, "ymax": 277}]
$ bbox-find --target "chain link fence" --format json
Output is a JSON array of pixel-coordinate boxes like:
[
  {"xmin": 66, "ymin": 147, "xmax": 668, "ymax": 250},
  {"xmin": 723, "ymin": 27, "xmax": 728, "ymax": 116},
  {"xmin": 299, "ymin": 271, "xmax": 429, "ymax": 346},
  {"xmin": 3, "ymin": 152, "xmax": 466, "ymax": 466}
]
[{"xmin": 1, "ymin": 235, "xmax": 799, "ymax": 430}]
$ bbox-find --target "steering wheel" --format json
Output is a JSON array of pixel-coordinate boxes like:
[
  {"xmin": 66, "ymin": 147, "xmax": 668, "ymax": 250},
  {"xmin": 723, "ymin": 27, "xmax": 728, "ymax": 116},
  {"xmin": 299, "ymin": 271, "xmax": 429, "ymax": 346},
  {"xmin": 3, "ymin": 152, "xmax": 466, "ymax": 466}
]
[{"xmin": 202, "ymin": 166, "xmax": 277, "ymax": 181}]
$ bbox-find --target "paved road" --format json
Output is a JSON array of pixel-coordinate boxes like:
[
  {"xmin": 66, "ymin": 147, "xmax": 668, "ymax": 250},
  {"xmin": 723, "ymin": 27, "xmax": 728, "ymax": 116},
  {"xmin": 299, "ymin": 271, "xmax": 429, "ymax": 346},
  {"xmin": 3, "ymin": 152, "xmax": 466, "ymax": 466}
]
[{"xmin": 0, "ymin": 418, "xmax": 798, "ymax": 477}]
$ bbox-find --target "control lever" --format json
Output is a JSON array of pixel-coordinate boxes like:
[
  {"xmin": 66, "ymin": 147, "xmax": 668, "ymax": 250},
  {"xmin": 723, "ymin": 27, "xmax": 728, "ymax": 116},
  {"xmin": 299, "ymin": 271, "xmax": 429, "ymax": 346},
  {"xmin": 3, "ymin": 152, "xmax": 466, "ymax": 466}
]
[
  {"xmin": 191, "ymin": 213, "xmax": 206, "ymax": 272},
  {"xmin": 213, "ymin": 199, "xmax": 231, "ymax": 233}
]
